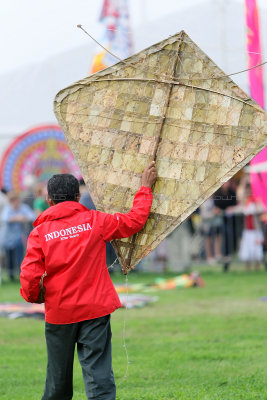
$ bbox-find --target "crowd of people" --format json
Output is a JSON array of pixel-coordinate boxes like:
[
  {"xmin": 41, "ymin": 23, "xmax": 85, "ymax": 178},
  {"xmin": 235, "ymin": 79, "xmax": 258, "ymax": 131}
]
[
  {"xmin": 0, "ymin": 174, "xmax": 266, "ymax": 282},
  {"xmin": 199, "ymin": 176, "xmax": 267, "ymax": 271},
  {"xmin": 138, "ymin": 175, "xmax": 267, "ymax": 273}
]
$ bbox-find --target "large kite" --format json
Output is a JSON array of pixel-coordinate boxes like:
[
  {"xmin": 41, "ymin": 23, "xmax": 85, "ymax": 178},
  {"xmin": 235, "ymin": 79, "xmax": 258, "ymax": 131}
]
[{"xmin": 54, "ymin": 31, "xmax": 266, "ymax": 274}]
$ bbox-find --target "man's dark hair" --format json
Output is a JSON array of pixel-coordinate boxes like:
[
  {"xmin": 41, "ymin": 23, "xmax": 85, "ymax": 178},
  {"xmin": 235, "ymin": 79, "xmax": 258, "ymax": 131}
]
[{"xmin": 47, "ymin": 174, "xmax": 80, "ymax": 204}]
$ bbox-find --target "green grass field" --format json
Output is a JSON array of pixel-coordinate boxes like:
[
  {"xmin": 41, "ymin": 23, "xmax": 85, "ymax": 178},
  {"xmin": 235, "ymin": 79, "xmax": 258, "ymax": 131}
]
[{"xmin": 0, "ymin": 267, "xmax": 266, "ymax": 400}]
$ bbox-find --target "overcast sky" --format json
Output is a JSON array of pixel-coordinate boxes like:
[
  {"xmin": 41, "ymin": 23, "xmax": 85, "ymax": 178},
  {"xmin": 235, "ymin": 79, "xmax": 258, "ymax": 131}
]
[
  {"xmin": 1, "ymin": 0, "xmax": 266, "ymax": 75},
  {"xmin": 0, "ymin": 0, "xmax": 181, "ymax": 74}
]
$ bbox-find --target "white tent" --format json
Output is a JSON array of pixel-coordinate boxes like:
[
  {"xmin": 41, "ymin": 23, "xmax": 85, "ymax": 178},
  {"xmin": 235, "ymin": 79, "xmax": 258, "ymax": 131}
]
[{"xmin": 0, "ymin": 0, "xmax": 266, "ymax": 156}]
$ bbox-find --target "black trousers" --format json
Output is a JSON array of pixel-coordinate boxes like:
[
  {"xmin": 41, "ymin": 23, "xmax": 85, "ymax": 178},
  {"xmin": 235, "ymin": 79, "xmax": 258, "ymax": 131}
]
[{"xmin": 42, "ymin": 315, "xmax": 116, "ymax": 400}]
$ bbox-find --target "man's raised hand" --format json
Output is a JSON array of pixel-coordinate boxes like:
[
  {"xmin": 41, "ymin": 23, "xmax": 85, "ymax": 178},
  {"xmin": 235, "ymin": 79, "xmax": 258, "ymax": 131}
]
[{"xmin": 141, "ymin": 161, "xmax": 157, "ymax": 188}]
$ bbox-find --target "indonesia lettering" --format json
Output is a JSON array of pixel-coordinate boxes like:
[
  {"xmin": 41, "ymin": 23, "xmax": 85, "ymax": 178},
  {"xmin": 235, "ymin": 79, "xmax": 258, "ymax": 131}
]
[{"xmin": 44, "ymin": 223, "xmax": 92, "ymax": 242}]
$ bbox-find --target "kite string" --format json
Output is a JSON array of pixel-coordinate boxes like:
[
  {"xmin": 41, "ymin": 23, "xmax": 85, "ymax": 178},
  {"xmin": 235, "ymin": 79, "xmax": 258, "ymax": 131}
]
[
  {"xmin": 77, "ymin": 25, "xmax": 266, "ymax": 81},
  {"xmin": 77, "ymin": 24, "xmax": 121, "ymax": 62},
  {"xmin": 117, "ymin": 274, "xmax": 130, "ymax": 386},
  {"xmin": 107, "ymin": 259, "xmax": 130, "ymax": 384},
  {"xmin": 107, "ymin": 257, "xmax": 118, "ymax": 270}
]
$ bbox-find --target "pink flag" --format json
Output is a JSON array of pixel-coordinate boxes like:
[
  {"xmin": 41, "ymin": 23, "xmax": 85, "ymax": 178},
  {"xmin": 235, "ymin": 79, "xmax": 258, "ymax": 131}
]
[
  {"xmin": 245, "ymin": 0, "xmax": 265, "ymax": 108},
  {"xmin": 245, "ymin": 0, "xmax": 266, "ymax": 208}
]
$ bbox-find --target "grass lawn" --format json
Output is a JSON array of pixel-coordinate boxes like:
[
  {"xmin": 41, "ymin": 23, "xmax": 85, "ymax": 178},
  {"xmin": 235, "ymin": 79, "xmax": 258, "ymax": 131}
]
[{"xmin": 0, "ymin": 266, "xmax": 266, "ymax": 399}]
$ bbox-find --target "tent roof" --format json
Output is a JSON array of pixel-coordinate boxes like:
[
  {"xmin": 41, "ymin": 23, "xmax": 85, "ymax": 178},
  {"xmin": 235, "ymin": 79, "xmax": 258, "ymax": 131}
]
[{"xmin": 0, "ymin": 0, "xmax": 266, "ymax": 156}]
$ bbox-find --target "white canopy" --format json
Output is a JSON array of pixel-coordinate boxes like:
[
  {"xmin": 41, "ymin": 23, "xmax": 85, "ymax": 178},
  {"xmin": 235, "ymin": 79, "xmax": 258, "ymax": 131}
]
[{"xmin": 0, "ymin": 0, "xmax": 266, "ymax": 156}]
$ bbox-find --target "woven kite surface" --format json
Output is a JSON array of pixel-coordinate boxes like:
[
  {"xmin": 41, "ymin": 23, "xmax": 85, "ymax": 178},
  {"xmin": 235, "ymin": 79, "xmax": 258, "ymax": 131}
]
[{"xmin": 54, "ymin": 31, "xmax": 267, "ymax": 274}]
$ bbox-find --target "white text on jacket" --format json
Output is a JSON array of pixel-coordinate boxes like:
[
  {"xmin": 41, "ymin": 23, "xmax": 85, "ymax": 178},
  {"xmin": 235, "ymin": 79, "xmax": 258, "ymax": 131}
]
[{"xmin": 44, "ymin": 223, "xmax": 92, "ymax": 241}]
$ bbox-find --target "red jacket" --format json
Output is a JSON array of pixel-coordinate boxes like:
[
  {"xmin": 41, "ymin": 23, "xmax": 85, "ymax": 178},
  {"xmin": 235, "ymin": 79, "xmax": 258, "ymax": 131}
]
[{"xmin": 20, "ymin": 186, "xmax": 153, "ymax": 324}]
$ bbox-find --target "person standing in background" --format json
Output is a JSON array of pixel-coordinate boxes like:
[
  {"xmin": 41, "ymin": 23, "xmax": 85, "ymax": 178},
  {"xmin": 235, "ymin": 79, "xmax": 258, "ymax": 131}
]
[
  {"xmin": 33, "ymin": 183, "xmax": 49, "ymax": 217},
  {"xmin": 2, "ymin": 192, "xmax": 36, "ymax": 280},
  {"xmin": 214, "ymin": 180, "xmax": 237, "ymax": 272},
  {"xmin": 200, "ymin": 197, "xmax": 222, "ymax": 264},
  {"xmin": 21, "ymin": 175, "xmax": 36, "ymax": 209},
  {"xmin": 237, "ymin": 184, "xmax": 264, "ymax": 270}
]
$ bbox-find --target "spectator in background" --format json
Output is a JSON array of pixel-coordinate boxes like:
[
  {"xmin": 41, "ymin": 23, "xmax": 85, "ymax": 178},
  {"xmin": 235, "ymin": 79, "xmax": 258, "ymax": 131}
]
[
  {"xmin": 33, "ymin": 183, "xmax": 48, "ymax": 217},
  {"xmin": 214, "ymin": 180, "xmax": 237, "ymax": 271},
  {"xmin": 1, "ymin": 192, "xmax": 36, "ymax": 280},
  {"xmin": 235, "ymin": 183, "xmax": 264, "ymax": 270},
  {"xmin": 200, "ymin": 197, "xmax": 222, "ymax": 264},
  {"xmin": 150, "ymin": 239, "xmax": 168, "ymax": 272},
  {"xmin": 21, "ymin": 174, "xmax": 36, "ymax": 209}
]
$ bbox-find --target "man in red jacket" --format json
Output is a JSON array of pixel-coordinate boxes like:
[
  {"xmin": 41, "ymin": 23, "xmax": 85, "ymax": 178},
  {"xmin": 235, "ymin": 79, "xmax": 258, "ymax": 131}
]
[{"xmin": 20, "ymin": 161, "xmax": 156, "ymax": 400}]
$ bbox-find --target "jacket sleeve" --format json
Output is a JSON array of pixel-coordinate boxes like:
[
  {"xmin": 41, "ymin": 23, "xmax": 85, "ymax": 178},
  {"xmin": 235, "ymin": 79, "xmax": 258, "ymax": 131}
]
[
  {"xmin": 101, "ymin": 186, "xmax": 153, "ymax": 242},
  {"xmin": 20, "ymin": 229, "xmax": 45, "ymax": 303}
]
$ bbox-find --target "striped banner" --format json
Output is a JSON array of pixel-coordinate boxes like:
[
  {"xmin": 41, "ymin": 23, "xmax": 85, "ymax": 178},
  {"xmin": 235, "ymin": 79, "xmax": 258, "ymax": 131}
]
[
  {"xmin": 245, "ymin": 0, "xmax": 267, "ymax": 207},
  {"xmin": 245, "ymin": 0, "xmax": 265, "ymax": 108}
]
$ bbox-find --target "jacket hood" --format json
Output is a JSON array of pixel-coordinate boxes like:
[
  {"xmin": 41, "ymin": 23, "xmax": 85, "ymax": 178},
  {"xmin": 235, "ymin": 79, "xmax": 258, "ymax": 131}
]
[{"xmin": 33, "ymin": 201, "xmax": 89, "ymax": 227}]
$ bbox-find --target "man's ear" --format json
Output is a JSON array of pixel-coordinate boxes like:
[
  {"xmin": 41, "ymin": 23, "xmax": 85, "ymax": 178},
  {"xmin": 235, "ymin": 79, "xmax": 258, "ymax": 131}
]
[
  {"xmin": 46, "ymin": 195, "xmax": 55, "ymax": 207},
  {"xmin": 77, "ymin": 193, "xmax": 81, "ymax": 202}
]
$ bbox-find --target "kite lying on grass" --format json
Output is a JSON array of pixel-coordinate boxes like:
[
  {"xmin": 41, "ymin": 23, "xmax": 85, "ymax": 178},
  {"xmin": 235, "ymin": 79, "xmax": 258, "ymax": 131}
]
[
  {"xmin": 0, "ymin": 295, "xmax": 158, "ymax": 318},
  {"xmin": 54, "ymin": 31, "xmax": 266, "ymax": 274},
  {"xmin": 115, "ymin": 272, "xmax": 205, "ymax": 293}
]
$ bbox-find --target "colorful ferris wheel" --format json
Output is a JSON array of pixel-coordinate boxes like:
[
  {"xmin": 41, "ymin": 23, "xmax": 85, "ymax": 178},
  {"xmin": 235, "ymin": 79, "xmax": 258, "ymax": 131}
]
[{"xmin": 0, "ymin": 125, "xmax": 82, "ymax": 192}]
